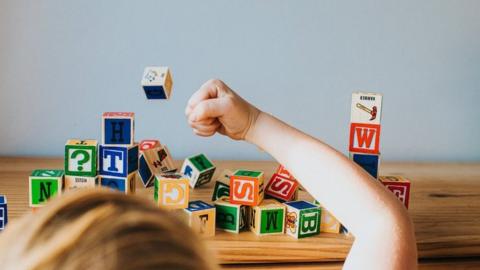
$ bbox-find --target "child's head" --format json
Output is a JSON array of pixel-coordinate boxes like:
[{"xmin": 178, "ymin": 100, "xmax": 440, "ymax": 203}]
[{"xmin": 0, "ymin": 189, "xmax": 217, "ymax": 270}]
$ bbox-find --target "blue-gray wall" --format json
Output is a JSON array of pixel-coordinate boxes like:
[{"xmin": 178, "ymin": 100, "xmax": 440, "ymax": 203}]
[{"xmin": 0, "ymin": 1, "xmax": 479, "ymax": 161}]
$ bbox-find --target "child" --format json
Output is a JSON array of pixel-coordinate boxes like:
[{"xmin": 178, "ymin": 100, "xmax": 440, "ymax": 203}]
[{"xmin": 185, "ymin": 79, "xmax": 417, "ymax": 269}]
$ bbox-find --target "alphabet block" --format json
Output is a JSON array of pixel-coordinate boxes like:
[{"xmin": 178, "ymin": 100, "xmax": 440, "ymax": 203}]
[
  {"xmin": 265, "ymin": 174, "xmax": 299, "ymax": 202},
  {"xmin": 211, "ymin": 169, "xmax": 234, "ymax": 201},
  {"xmin": 29, "ymin": 170, "xmax": 64, "ymax": 207},
  {"xmin": 312, "ymin": 200, "xmax": 342, "ymax": 233},
  {"xmin": 214, "ymin": 197, "xmax": 248, "ymax": 233},
  {"xmin": 0, "ymin": 195, "xmax": 7, "ymax": 231},
  {"xmin": 64, "ymin": 139, "xmax": 97, "ymax": 177},
  {"xmin": 249, "ymin": 199, "xmax": 285, "ymax": 236},
  {"xmin": 102, "ymin": 112, "xmax": 135, "ymax": 145},
  {"xmin": 154, "ymin": 173, "xmax": 189, "ymax": 209},
  {"xmin": 379, "ymin": 176, "xmax": 411, "ymax": 209},
  {"xmin": 99, "ymin": 144, "xmax": 139, "ymax": 178},
  {"xmin": 141, "ymin": 66, "xmax": 173, "ymax": 99},
  {"xmin": 183, "ymin": 200, "xmax": 216, "ymax": 237},
  {"xmin": 65, "ymin": 175, "xmax": 98, "ymax": 190},
  {"xmin": 139, "ymin": 142, "xmax": 176, "ymax": 187},
  {"xmin": 100, "ymin": 173, "xmax": 136, "ymax": 194},
  {"xmin": 351, "ymin": 92, "xmax": 383, "ymax": 125},
  {"xmin": 284, "ymin": 201, "xmax": 321, "ymax": 239},
  {"xmin": 230, "ymin": 169, "xmax": 265, "ymax": 206},
  {"xmin": 276, "ymin": 165, "xmax": 296, "ymax": 180},
  {"xmin": 350, "ymin": 153, "xmax": 380, "ymax": 179},
  {"xmin": 181, "ymin": 154, "xmax": 216, "ymax": 188},
  {"xmin": 349, "ymin": 123, "xmax": 381, "ymax": 154}
]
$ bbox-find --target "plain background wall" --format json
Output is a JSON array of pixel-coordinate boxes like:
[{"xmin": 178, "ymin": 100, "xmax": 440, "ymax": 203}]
[{"xmin": 0, "ymin": 0, "xmax": 479, "ymax": 161}]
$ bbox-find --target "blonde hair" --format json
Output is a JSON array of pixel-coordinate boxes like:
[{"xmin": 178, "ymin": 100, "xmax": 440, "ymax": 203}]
[{"xmin": 0, "ymin": 189, "xmax": 218, "ymax": 270}]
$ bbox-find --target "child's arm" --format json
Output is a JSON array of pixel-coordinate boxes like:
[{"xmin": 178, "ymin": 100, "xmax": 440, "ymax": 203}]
[{"xmin": 186, "ymin": 79, "xmax": 417, "ymax": 270}]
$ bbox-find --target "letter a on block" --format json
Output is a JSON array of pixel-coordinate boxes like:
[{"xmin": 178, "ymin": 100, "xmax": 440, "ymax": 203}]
[{"xmin": 349, "ymin": 123, "xmax": 381, "ymax": 154}]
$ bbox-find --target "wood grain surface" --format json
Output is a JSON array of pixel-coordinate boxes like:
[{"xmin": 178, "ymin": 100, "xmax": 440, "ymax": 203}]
[{"xmin": 1, "ymin": 157, "xmax": 479, "ymax": 266}]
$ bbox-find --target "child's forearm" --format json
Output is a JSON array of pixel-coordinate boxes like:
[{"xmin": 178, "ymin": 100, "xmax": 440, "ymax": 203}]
[{"xmin": 246, "ymin": 111, "xmax": 417, "ymax": 269}]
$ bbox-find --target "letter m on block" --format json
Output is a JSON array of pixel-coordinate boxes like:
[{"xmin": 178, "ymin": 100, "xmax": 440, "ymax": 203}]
[{"xmin": 349, "ymin": 123, "xmax": 381, "ymax": 154}]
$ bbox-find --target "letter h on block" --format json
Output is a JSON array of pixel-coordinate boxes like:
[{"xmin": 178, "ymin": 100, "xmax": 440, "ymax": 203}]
[
  {"xmin": 230, "ymin": 169, "xmax": 265, "ymax": 206},
  {"xmin": 102, "ymin": 112, "xmax": 135, "ymax": 145},
  {"xmin": 154, "ymin": 173, "xmax": 189, "ymax": 209},
  {"xmin": 379, "ymin": 176, "xmax": 411, "ymax": 209},
  {"xmin": 0, "ymin": 195, "xmax": 7, "ymax": 231},
  {"xmin": 249, "ymin": 199, "xmax": 285, "ymax": 236},
  {"xmin": 284, "ymin": 201, "xmax": 321, "ymax": 239},
  {"xmin": 265, "ymin": 174, "xmax": 299, "ymax": 202},
  {"xmin": 183, "ymin": 201, "xmax": 216, "ymax": 237},
  {"xmin": 29, "ymin": 170, "xmax": 64, "ymax": 208}
]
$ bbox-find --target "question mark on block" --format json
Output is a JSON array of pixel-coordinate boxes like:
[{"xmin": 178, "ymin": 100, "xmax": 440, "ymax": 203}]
[{"xmin": 71, "ymin": 150, "xmax": 90, "ymax": 171}]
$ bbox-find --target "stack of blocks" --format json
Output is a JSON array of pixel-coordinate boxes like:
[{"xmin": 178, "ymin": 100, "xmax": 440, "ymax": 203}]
[
  {"xmin": 138, "ymin": 139, "xmax": 176, "ymax": 187},
  {"xmin": 29, "ymin": 169, "xmax": 65, "ymax": 209},
  {"xmin": 99, "ymin": 112, "xmax": 138, "ymax": 194},
  {"xmin": 0, "ymin": 195, "xmax": 7, "ymax": 231},
  {"xmin": 64, "ymin": 139, "xmax": 98, "ymax": 190},
  {"xmin": 349, "ymin": 92, "xmax": 383, "ymax": 179}
]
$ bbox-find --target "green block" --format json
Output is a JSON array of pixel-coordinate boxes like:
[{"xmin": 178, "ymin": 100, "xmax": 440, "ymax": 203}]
[
  {"xmin": 64, "ymin": 140, "xmax": 97, "ymax": 177},
  {"xmin": 234, "ymin": 170, "xmax": 262, "ymax": 177},
  {"xmin": 298, "ymin": 208, "xmax": 321, "ymax": 238},
  {"xmin": 216, "ymin": 204, "xmax": 238, "ymax": 232},
  {"xmin": 30, "ymin": 178, "xmax": 60, "ymax": 206},
  {"xmin": 260, "ymin": 208, "xmax": 284, "ymax": 234},
  {"xmin": 211, "ymin": 181, "xmax": 230, "ymax": 201},
  {"xmin": 189, "ymin": 154, "xmax": 214, "ymax": 171},
  {"xmin": 31, "ymin": 169, "xmax": 64, "ymax": 177}
]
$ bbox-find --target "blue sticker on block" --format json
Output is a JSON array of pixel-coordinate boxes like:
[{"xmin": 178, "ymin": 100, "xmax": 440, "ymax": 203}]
[
  {"xmin": 186, "ymin": 200, "xmax": 214, "ymax": 212},
  {"xmin": 128, "ymin": 145, "xmax": 139, "ymax": 174},
  {"xmin": 104, "ymin": 118, "xmax": 132, "ymax": 145},
  {"xmin": 184, "ymin": 165, "xmax": 193, "ymax": 177},
  {"xmin": 143, "ymin": 85, "xmax": 167, "ymax": 99},
  {"xmin": 100, "ymin": 177, "xmax": 126, "ymax": 192},
  {"xmin": 99, "ymin": 145, "xmax": 128, "ymax": 177},
  {"xmin": 138, "ymin": 155, "xmax": 153, "ymax": 187},
  {"xmin": 284, "ymin": 200, "xmax": 318, "ymax": 210},
  {"xmin": 352, "ymin": 153, "xmax": 379, "ymax": 178},
  {"xmin": 0, "ymin": 195, "xmax": 8, "ymax": 230}
]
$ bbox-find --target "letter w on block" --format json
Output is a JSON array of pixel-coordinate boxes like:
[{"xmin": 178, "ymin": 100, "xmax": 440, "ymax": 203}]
[{"xmin": 349, "ymin": 123, "xmax": 381, "ymax": 154}]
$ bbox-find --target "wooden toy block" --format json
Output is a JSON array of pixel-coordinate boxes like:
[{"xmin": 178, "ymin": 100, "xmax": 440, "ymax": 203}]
[
  {"xmin": 154, "ymin": 173, "xmax": 189, "ymax": 209},
  {"xmin": 181, "ymin": 154, "xmax": 216, "ymax": 188},
  {"xmin": 0, "ymin": 195, "xmax": 7, "ymax": 231},
  {"xmin": 349, "ymin": 123, "xmax": 381, "ymax": 154},
  {"xmin": 65, "ymin": 175, "xmax": 98, "ymax": 190},
  {"xmin": 349, "ymin": 152, "xmax": 380, "ymax": 179},
  {"xmin": 214, "ymin": 197, "xmax": 248, "ymax": 233},
  {"xmin": 312, "ymin": 200, "xmax": 342, "ymax": 234},
  {"xmin": 211, "ymin": 169, "xmax": 234, "ymax": 201},
  {"xmin": 100, "ymin": 173, "xmax": 136, "ymax": 194},
  {"xmin": 265, "ymin": 173, "xmax": 299, "ymax": 202},
  {"xmin": 379, "ymin": 176, "xmax": 411, "ymax": 209},
  {"xmin": 139, "ymin": 141, "xmax": 176, "ymax": 187},
  {"xmin": 29, "ymin": 170, "xmax": 64, "ymax": 207},
  {"xmin": 284, "ymin": 201, "xmax": 321, "ymax": 238},
  {"xmin": 99, "ymin": 143, "xmax": 139, "ymax": 178},
  {"xmin": 183, "ymin": 200, "xmax": 216, "ymax": 237},
  {"xmin": 249, "ymin": 199, "xmax": 285, "ymax": 236},
  {"xmin": 141, "ymin": 66, "xmax": 173, "ymax": 99},
  {"xmin": 276, "ymin": 165, "xmax": 296, "ymax": 180},
  {"xmin": 351, "ymin": 92, "xmax": 383, "ymax": 125},
  {"xmin": 64, "ymin": 139, "xmax": 97, "ymax": 177},
  {"xmin": 102, "ymin": 112, "xmax": 135, "ymax": 145},
  {"xmin": 230, "ymin": 169, "xmax": 265, "ymax": 206}
]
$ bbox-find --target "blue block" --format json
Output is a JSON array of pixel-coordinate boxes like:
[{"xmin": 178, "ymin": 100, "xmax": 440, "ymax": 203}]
[
  {"xmin": 138, "ymin": 155, "xmax": 153, "ymax": 187},
  {"xmin": 284, "ymin": 200, "xmax": 317, "ymax": 210},
  {"xmin": 352, "ymin": 153, "xmax": 379, "ymax": 178},
  {"xmin": 143, "ymin": 86, "xmax": 167, "ymax": 99},
  {"xmin": 186, "ymin": 200, "xmax": 214, "ymax": 212},
  {"xmin": 104, "ymin": 118, "xmax": 132, "ymax": 145},
  {"xmin": 99, "ymin": 145, "xmax": 139, "ymax": 177},
  {"xmin": 100, "ymin": 177, "xmax": 126, "ymax": 192},
  {"xmin": 0, "ymin": 195, "xmax": 7, "ymax": 231}
]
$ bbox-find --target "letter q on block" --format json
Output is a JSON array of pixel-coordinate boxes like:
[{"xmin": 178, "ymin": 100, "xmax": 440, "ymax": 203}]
[{"xmin": 154, "ymin": 173, "xmax": 189, "ymax": 209}]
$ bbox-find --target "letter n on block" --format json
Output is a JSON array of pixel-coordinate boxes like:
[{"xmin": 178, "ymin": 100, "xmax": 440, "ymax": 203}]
[
  {"xmin": 265, "ymin": 174, "xmax": 299, "ymax": 202},
  {"xmin": 349, "ymin": 123, "xmax": 381, "ymax": 154}
]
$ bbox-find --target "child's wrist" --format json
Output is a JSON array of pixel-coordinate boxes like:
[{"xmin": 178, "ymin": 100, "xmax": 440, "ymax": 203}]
[{"xmin": 244, "ymin": 108, "xmax": 262, "ymax": 144}]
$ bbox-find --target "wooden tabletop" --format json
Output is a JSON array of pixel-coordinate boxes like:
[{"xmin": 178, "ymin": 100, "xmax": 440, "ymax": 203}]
[{"xmin": 1, "ymin": 157, "xmax": 480, "ymax": 269}]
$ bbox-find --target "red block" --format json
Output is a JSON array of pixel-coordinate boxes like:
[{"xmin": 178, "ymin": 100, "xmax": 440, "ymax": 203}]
[
  {"xmin": 379, "ymin": 176, "xmax": 411, "ymax": 209},
  {"xmin": 265, "ymin": 174, "xmax": 299, "ymax": 201},
  {"xmin": 349, "ymin": 123, "xmax": 381, "ymax": 154}
]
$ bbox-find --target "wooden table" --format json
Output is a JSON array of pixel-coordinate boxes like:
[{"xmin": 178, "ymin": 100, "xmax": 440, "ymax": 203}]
[{"xmin": 1, "ymin": 157, "xmax": 479, "ymax": 269}]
